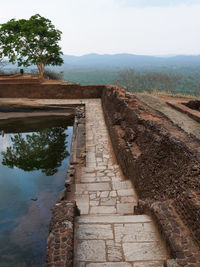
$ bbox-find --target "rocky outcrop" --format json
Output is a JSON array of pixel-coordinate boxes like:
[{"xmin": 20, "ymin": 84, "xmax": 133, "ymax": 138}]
[{"xmin": 102, "ymin": 85, "xmax": 200, "ymax": 266}]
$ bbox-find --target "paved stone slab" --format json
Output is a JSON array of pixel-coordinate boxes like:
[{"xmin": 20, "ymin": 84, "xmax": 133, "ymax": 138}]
[
  {"xmin": 110, "ymin": 190, "xmax": 117, "ymax": 197},
  {"xmin": 123, "ymin": 242, "xmax": 167, "ymax": 261},
  {"xmin": 76, "ymin": 215, "xmax": 152, "ymax": 224},
  {"xmin": 76, "ymin": 183, "xmax": 111, "ymax": 193},
  {"xmin": 86, "ymin": 263, "xmax": 132, "ymax": 267},
  {"xmin": 101, "ymin": 198, "xmax": 117, "ymax": 206},
  {"xmin": 90, "ymin": 206, "xmax": 116, "ymax": 214},
  {"xmin": 117, "ymin": 203, "xmax": 134, "ymax": 215},
  {"xmin": 77, "ymin": 240, "xmax": 106, "ymax": 262},
  {"xmin": 134, "ymin": 261, "xmax": 164, "ymax": 267},
  {"xmin": 100, "ymin": 191, "xmax": 109, "ymax": 198},
  {"xmin": 76, "ymin": 195, "xmax": 89, "ymax": 215},
  {"xmin": 117, "ymin": 189, "xmax": 135, "ymax": 196},
  {"xmin": 112, "ymin": 181, "xmax": 133, "ymax": 190},
  {"xmin": 81, "ymin": 177, "xmax": 97, "ymax": 183},
  {"xmin": 106, "ymin": 240, "xmax": 123, "ymax": 262},
  {"xmin": 121, "ymin": 196, "xmax": 135, "ymax": 203},
  {"xmin": 90, "ymin": 200, "xmax": 100, "ymax": 206},
  {"xmin": 114, "ymin": 222, "xmax": 159, "ymax": 242},
  {"xmin": 123, "ymin": 223, "xmax": 159, "ymax": 242},
  {"xmin": 96, "ymin": 177, "xmax": 111, "ymax": 182},
  {"xmin": 77, "ymin": 224, "xmax": 113, "ymax": 240}
]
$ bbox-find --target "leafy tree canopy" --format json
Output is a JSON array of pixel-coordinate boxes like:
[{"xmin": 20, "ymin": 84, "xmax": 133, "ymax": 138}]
[{"xmin": 0, "ymin": 14, "xmax": 63, "ymax": 76}]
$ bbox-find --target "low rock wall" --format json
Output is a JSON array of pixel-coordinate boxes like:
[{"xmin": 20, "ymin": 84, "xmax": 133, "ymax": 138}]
[
  {"xmin": 45, "ymin": 201, "xmax": 77, "ymax": 267},
  {"xmin": 101, "ymin": 85, "xmax": 200, "ymax": 266},
  {"xmin": 0, "ymin": 82, "xmax": 104, "ymax": 99},
  {"xmin": 175, "ymin": 190, "xmax": 200, "ymax": 247}
]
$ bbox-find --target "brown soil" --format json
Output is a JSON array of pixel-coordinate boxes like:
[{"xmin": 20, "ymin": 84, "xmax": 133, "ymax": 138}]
[{"xmin": 136, "ymin": 93, "xmax": 200, "ymax": 140}]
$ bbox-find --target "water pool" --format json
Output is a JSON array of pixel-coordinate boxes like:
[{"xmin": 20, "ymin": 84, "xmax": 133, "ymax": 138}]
[{"xmin": 0, "ymin": 116, "xmax": 73, "ymax": 266}]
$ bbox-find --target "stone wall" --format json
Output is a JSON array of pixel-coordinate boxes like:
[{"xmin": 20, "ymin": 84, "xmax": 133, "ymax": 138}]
[
  {"xmin": 45, "ymin": 201, "xmax": 77, "ymax": 267},
  {"xmin": 174, "ymin": 190, "xmax": 200, "ymax": 247},
  {"xmin": 101, "ymin": 85, "xmax": 200, "ymax": 266},
  {"xmin": 0, "ymin": 82, "xmax": 104, "ymax": 99}
]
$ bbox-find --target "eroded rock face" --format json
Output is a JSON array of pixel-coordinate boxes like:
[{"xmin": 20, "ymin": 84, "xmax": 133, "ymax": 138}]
[
  {"xmin": 102, "ymin": 85, "xmax": 200, "ymax": 201},
  {"xmin": 101, "ymin": 85, "xmax": 200, "ymax": 265}
]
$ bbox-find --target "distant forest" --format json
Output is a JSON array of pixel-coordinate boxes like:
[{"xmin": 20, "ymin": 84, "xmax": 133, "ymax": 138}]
[
  {"xmin": 2, "ymin": 53, "xmax": 200, "ymax": 96},
  {"xmin": 62, "ymin": 66, "xmax": 200, "ymax": 96},
  {"xmin": 60, "ymin": 54, "xmax": 200, "ymax": 96}
]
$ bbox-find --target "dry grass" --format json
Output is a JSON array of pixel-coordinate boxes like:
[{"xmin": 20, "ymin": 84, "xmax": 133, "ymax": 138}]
[{"xmin": 140, "ymin": 89, "xmax": 200, "ymax": 100}]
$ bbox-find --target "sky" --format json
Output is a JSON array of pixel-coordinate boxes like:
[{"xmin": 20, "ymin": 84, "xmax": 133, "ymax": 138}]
[{"xmin": 0, "ymin": 0, "xmax": 200, "ymax": 56}]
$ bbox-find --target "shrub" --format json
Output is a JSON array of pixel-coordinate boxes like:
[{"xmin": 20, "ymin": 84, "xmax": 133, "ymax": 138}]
[{"xmin": 43, "ymin": 69, "xmax": 63, "ymax": 80}]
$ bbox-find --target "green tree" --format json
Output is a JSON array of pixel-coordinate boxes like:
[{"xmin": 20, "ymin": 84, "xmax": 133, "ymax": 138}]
[
  {"xmin": 0, "ymin": 14, "xmax": 63, "ymax": 77},
  {"xmin": 1, "ymin": 127, "xmax": 69, "ymax": 176}
]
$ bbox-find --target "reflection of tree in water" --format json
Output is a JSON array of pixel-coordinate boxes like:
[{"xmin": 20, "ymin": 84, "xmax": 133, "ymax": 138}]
[{"xmin": 1, "ymin": 127, "xmax": 69, "ymax": 176}]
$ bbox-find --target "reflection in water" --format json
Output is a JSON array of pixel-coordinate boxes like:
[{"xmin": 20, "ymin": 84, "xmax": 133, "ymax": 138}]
[
  {"xmin": 2, "ymin": 127, "xmax": 69, "ymax": 176},
  {"xmin": 0, "ymin": 121, "xmax": 73, "ymax": 267}
]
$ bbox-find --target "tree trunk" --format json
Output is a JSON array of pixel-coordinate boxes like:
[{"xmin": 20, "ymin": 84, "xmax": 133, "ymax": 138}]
[
  {"xmin": 37, "ymin": 63, "xmax": 44, "ymax": 78},
  {"xmin": 39, "ymin": 64, "xmax": 44, "ymax": 77}
]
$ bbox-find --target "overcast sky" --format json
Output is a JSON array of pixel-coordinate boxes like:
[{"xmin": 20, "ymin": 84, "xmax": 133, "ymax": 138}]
[{"xmin": 1, "ymin": 0, "xmax": 200, "ymax": 56}]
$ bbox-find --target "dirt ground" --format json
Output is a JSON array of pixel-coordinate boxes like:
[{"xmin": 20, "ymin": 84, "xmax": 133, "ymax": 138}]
[{"xmin": 136, "ymin": 93, "xmax": 200, "ymax": 140}]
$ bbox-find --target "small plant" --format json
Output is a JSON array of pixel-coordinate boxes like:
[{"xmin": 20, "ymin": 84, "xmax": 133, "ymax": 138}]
[{"xmin": 43, "ymin": 69, "xmax": 63, "ymax": 80}]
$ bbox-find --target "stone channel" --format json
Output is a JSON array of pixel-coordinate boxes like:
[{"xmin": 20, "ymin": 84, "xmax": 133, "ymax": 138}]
[{"xmin": 35, "ymin": 98, "xmax": 169, "ymax": 266}]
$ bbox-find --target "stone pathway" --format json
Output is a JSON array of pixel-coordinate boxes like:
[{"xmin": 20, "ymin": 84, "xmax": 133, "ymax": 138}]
[{"xmin": 74, "ymin": 99, "xmax": 168, "ymax": 267}]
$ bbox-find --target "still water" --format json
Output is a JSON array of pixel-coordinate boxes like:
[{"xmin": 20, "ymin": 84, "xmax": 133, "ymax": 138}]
[{"xmin": 0, "ymin": 116, "xmax": 73, "ymax": 267}]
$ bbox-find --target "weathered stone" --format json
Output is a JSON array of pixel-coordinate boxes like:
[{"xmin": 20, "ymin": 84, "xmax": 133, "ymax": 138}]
[
  {"xmin": 96, "ymin": 177, "xmax": 111, "ymax": 182},
  {"xmin": 76, "ymin": 195, "xmax": 89, "ymax": 215},
  {"xmin": 106, "ymin": 240, "xmax": 123, "ymax": 261},
  {"xmin": 77, "ymin": 224, "xmax": 113, "ymax": 240},
  {"xmin": 76, "ymin": 240, "xmax": 106, "ymax": 261},
  {"xmin": 76, "ymin": 183, "xmax": 111, "ymax": 193},
  {"xmin": 120, "ymin": 196, "xmax": 135, "ymax": 203},
  {"xmin": 76, "ymin": 215, "xmax": 152, "ymax": 224},
  {"xmin": 100, "ymin": 191, "xmax": 109, "ymax": 198},
  {"xmin": 110, "ymin": 191, "xmax": 117, "ymax": 197},
  {"xmin": 117, "ymin": 189, "xmax": 135, "ymax": 196},
  {"xmin": 86, "ymin": 263, "xmax": 132, "ymax": 267},
  {"xmin": 123, "ymin": 242, "xmax": 167, "ymax": 261},
  {"xmin": 101, "ymin": 198, "xmax": 116, "ymax": 206},
  {"xmin": 112, "ymin": 181, "xmax": 132, "ymax": 190},
  {"xmin": 134, "ymin": 261, "xmax": 164, "ymax": 267},
  {"xmin": 117, "ymin": 203, "xmax": 134, "ymax": 215},
  {"xmin": 90, "ymin": 194, "xmax": 97, "ymax": 200},
  {"xmin": 90, "ymin": 200, "xmax": 99, "ymax": 206},
  {"xmin": 115, "ymin": 222, "xmax": 160, "ymax": 242},
  {"xmin": 90, "ymin": 206, "xmax": 116, "ymax": 214}
]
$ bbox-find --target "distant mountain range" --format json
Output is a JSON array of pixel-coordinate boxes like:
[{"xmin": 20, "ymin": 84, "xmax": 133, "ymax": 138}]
[
  {"xmin": 62, "ymin": 53, "xmax": 200, "ymax": 69},
  {"xmin": 3, "ymin": 53, "xmax": 200, "ymax": 70}
]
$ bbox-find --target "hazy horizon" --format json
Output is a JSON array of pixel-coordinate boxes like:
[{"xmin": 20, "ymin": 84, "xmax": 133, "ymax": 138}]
[
  {"xmin": 61, "ymin": 53, "xmax": 200, "ymax": 57},
  {"xmin": 1, "ymin": 0, "xmax": 200, "ymax": 56}
]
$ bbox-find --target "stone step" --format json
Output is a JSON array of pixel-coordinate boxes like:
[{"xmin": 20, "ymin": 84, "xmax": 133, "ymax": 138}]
[{"xmin": 76, "ymin": 214, "xmax": 152, "ymax": 224}]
